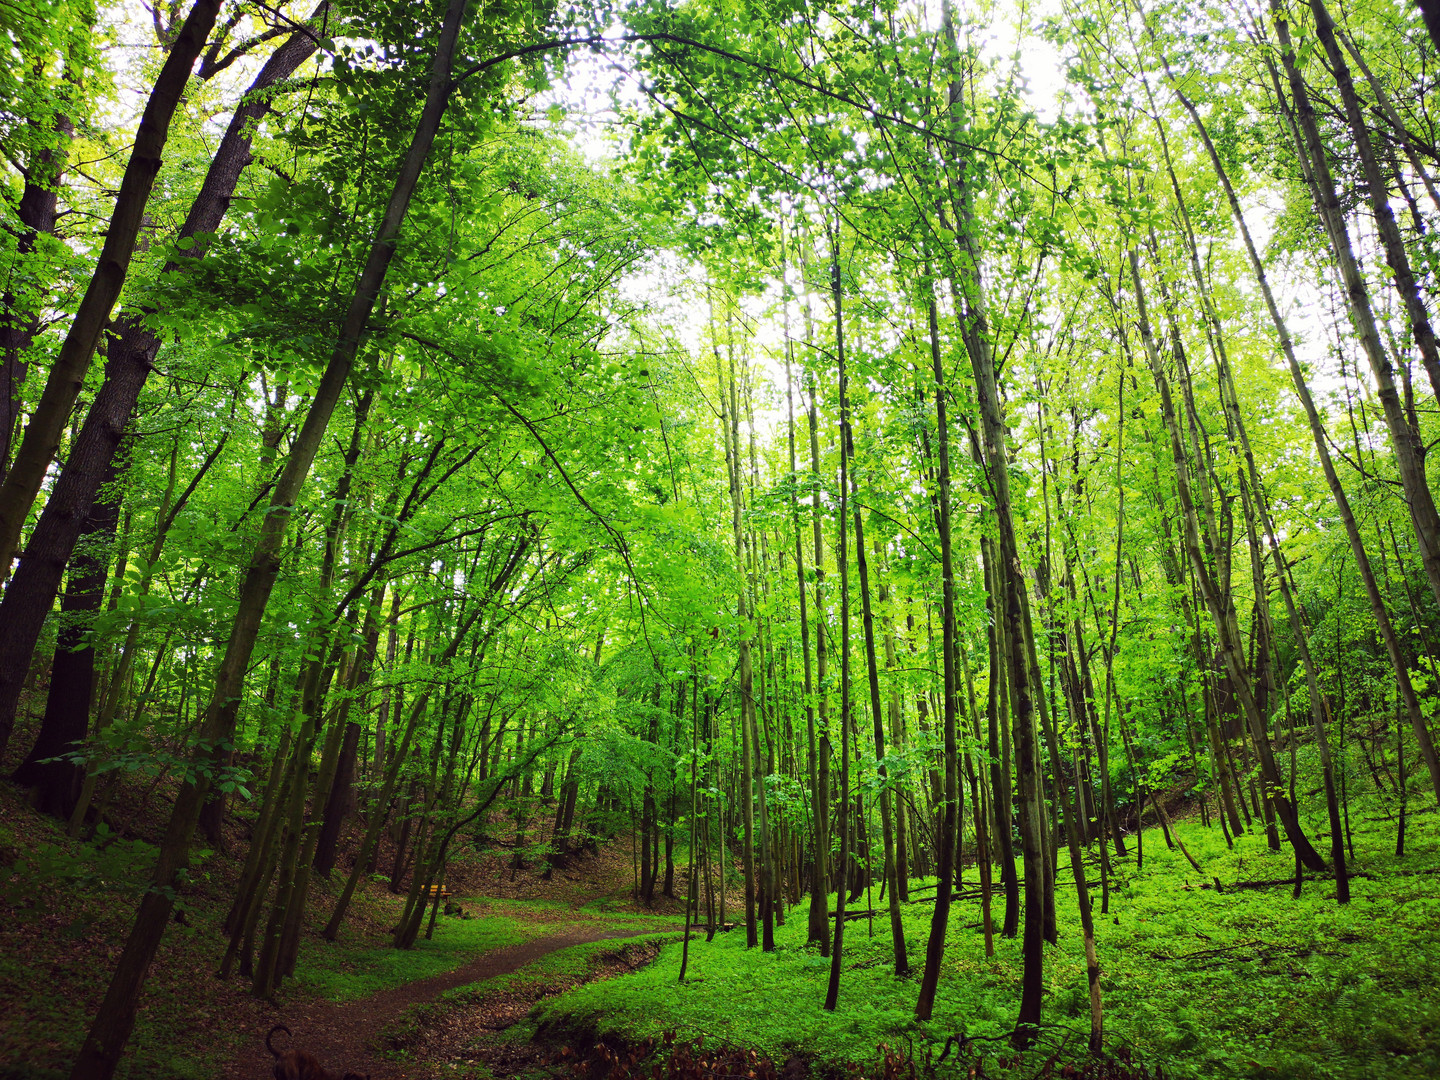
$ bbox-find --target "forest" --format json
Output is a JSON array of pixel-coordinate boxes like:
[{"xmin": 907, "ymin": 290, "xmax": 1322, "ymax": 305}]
[{"xmin": 1, "ymin": 0, "xmax": 1438, "ymax": 1077}]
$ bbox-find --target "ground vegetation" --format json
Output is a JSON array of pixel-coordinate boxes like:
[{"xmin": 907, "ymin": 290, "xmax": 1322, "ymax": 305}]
[{"xmin": 1, "ymin": 0, "xmax": 1438, "ymax": 1076}]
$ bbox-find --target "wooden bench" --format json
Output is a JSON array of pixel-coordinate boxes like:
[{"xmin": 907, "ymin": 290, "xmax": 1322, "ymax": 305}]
[{"xmin": 423, "ymin": 884, "xmax": 451, "ymax": 902}]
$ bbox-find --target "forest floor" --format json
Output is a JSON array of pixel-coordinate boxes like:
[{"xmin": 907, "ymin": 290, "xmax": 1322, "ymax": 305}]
[
  {"xmin": 516, "ymin": 800, "xmax": 1440, "ymax": 1080},
  {"xmin": 4, "ymin": 761, "xmax": 1437, "ymax": 1080},
  {"xmin": 0, "ymin": 765, "xmax": 695, "ymax": 1080},
  {"xmin": 224, "ymin": 927, "xmax": 681, "ymax": 1080}
]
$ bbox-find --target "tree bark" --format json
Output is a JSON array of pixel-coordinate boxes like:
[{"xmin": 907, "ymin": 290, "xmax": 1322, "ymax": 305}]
[
  {"xmin": 1268, "ymin": 2, "xmax": 1440, "ymax": 643},
  {"xmin": 1306, "ymin": 0, "xmax": 1440, "ymax": 410},
  {"xmin": 914, "ymin": 289, "xmax": 960, "ymax": 1023},
  {"xmin": 0, "ymin": 0, "xmax": 224, "ymax": 579},
  {"xmin": 1024, "ymin": 579, "xmax": 1103, "ymax": 1052},
  {"xmin": 716, "ymin": 310, "xmax": 759, "ymax": 949},
  {"xmin": 0, "ymin": 17, "xmax": 323, "ymax": 757},
  {"xmin": 782, "ymin": 282, "xmax": 829, "ymax": 949},
  {"xmin": 807, "ymin": 372, "xmax": 833, "ymax": 955},
  {"xmin": 314, "ymin": 721, "xmax": 362, "ymax": 879},
  {"xmin": 1129, "ymin": 247, "xmax": 1325, "ymax": 872},
  {"xmin": 2, "ymin": 109, "xmax": 74, "ymax": 475},
  {"xmin": 1154, "ymin": 42, "xmax": 1440, "ymax": 802},
  {"xmin": 9, "ymin": 431, "xmax": 126, "ymax": 816},
  {"xmin": 67, "ymin": 0, "xmax": 469, "ymax": 1071},
  {"xmin": 850, "ymin": 361, "xmax": 908, "ymax": 977},
  {"xmin": 824, "ymin": 241, "xmax": 853, "ymax": 1013}
]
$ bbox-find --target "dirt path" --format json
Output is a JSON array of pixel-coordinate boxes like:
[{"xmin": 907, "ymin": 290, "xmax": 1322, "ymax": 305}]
[{"xmin": 225, "ymin": 927, "xmax": 665, "ymax": 1080}]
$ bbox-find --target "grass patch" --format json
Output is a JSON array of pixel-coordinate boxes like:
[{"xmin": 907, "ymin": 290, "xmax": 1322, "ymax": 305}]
[
  {"xmin": 290, "ymin": 891, "xmax": 678, "ymax": 1004},
  {"xmin": 381, "ymin": 931, "xmax": 682, "ymax": 1073},
  {"xmin": 462, "ymin": 931, "xmax": 682, "ymax": 1005},
  {"xmin": 292, "ymin": 909, "xmax": 550, "ymax": 1002},
  {"xmin": 532, "ymin": 805, "xmax": 1440, "ymax": 1079},
  {"xmin": 469, "ymin": 895, "xmax": 679, "ymax": 930}
]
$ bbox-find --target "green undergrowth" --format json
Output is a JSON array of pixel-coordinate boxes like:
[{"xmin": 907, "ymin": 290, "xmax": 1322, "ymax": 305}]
[
  {"xmin": 0, "ymin": 811, "xmax": 241, "ymax": 1080},
  {"xmin": 383, "ymin": 931, "xmax": 684, "ymax": 1055},
  {"xmin": 292, "ymin": 908, "xmax": 555, "ymax": 1002},
  {"xmin": 572, "ymin": 902, "xmax": 688, "ymax": 927},
  {"xmin": 480, "ymin": 931, "xmax": 681, "ymax": 994},
  {"xmin": 290, "ymin": 890, "xmax": 678, "ymax": 1003},
  {"xmin": 532, "ymin": 806, "xmax": 1440, "ymax": 1080},
  {"xmin": 480, "ymin": 894, "xmax": 683, "ymax": 930}
]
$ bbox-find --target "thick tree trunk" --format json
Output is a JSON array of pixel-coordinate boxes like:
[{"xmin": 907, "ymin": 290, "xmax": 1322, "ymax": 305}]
[
  {"xmin": 0, "ymin": 18, "xmax": 323, "ymax": 756},
  {"xmin": 66, "ymin": 0, "xmax": 468, "ymax": 1071},
  {"xmin": 0, "ymin": 0, "xmax": 224, "ymax": 580},
  {"xmin": 10, "ymin": 451, "xmax": 122, "ymax": 816}
]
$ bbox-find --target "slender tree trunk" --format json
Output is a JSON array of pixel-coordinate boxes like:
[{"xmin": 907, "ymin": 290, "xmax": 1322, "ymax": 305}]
[
  {"xmin": 1024, "ymin": 582, "xmax": 1103, "ymax": 1052},
  {"xmin": 807, "ymin": 373, "xmax": 833, "ymax": 955},
  {"xmin": 716, "ymin": 309, "xmax": 759, "ymax": 949},
  {"xmin": 742, "ymin": 376, "xmax": 777, "ymax": 949},
  {"xmin": 824, "ymin": 240, "xmax": 853, "ymax": 1013},
  {"xmin": 1142, "ymin": 83, "xmax": 1354, "ymax": 896},
  {"xmin": 880, "ymin": 561, "xmax": 910, "ymax": 903},
  {"xmin": 549, "ymin": 743, "xmax": 583, "ymax": 867},
  {"xmin": 1155, "ymin": 46, "xmax": 1440, "ymax": 802},
  {"xmin": 982, "ymin": 535, "xmax": 1020, "ymax": 937},
  {"xmin": 375, "ymin": 589, "xmax": 403, "ymax": 779},
  {"xmin": 784, "ymin": 300, "xmax": 828, "ymax": 948},
  {"xmin": 958, "ymin": 642, "xmax": 996, "ymax": 952},
  {"xmin": 1129, "ymin": 247, "xmax": 1325, "ymax": 871},
  {"xmin": 914, "ymin": 290, "xmax": 960, "ymax": 1023},
  {"xmin": 2, "ymin": 108, "xmax": 74, "ymax": 475},
  {"xmin": 324, "ymin": 673, "xmax": 434, "ymax": 939},
  {"xmin": 680, "ymin": 665, "xmax": 700, "ymax": 980},
  {"xmin": 849, "ymin": 354, "xmax": 908, "ymax": 977},
  {"xmin": 1269, "ymin": 4, "xmax": 1440, "ymax": 632},
  {"xmin": 314, "ymin": 720, "xmax": 362, "ymax": 878},
  {"xmin": 222, "ymin": 723, "xmax": 293, "ymax": 941},
  {"xmin": 1304, "ymin": 0, "xmax": 1440, "ymax": 409}
]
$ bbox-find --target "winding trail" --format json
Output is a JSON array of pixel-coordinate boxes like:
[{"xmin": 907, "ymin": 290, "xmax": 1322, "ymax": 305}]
[{"xmin": 224, "ymin": 926, "xmax": 666, "ymax": 1080}]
